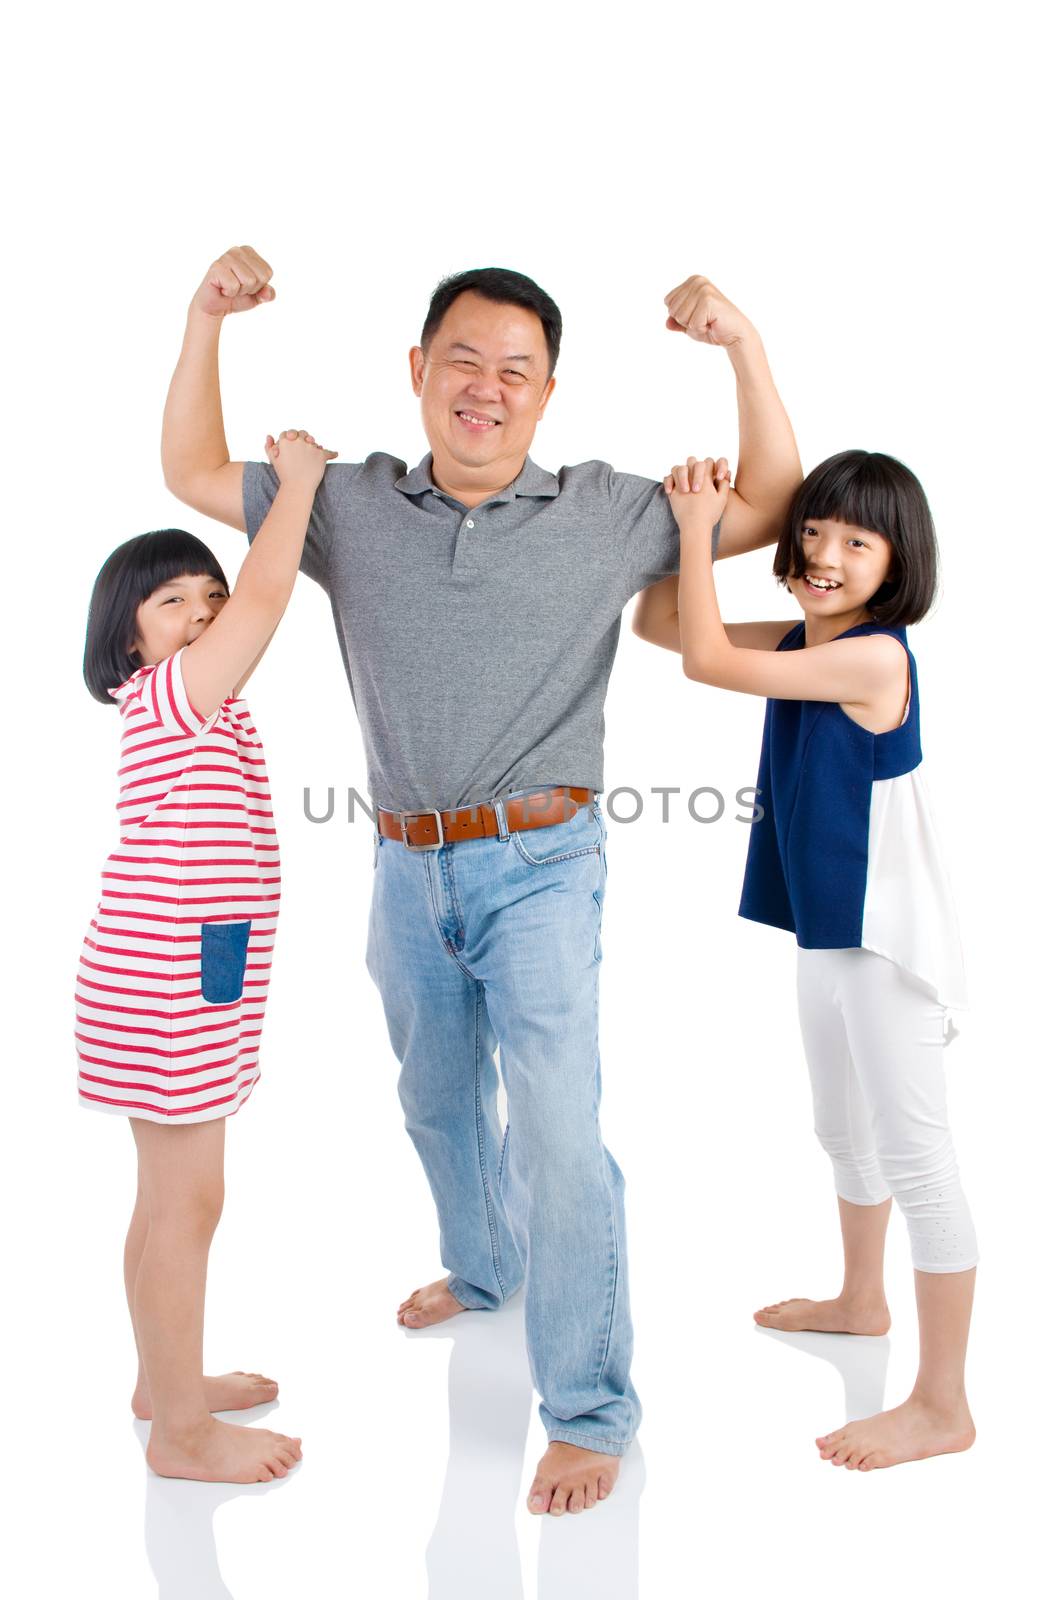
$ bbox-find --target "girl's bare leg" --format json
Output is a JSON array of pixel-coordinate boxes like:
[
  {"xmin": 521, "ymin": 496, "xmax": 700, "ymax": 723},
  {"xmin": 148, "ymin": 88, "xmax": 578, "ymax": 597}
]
[
  {"xmin": 130, "ymin": 1116, "xmax": 302, "ymax": 1483},
  {"xmin": 125, "ymin": 1131, "xmax": 278, "ymax": 1420},
  {"xmin": 816, "ymin": 1266, "xmax": 976, "ymax": 1470},
  {"xmin": 754, "ymin": 1196, "xmax": 892, "ymax": 1334}
]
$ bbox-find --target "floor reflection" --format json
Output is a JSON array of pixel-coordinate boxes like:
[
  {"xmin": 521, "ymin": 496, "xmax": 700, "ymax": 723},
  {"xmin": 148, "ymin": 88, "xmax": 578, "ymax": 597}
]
[
  {"xmin": 755, "ymin": 1326, "xmax": 891, "ymax": 1421},
  {"xmin": 137, "ymin": 1405, "xmax": 292, "ymax": 1599},
  {"xmin": 414, "ymin": 1296, "xmax": 645, "ymax": 1599}
]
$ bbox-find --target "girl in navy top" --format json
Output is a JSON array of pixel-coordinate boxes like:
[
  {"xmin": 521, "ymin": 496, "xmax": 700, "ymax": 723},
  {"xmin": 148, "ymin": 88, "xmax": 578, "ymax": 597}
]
[{"xmin": 633, "ymin": 449, "xmax": 977, "ymax": 1473}]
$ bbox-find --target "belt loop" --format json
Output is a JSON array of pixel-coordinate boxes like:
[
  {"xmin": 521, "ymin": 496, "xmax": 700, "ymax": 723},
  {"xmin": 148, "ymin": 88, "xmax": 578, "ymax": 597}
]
[{"xmin": 492, "ymin": 796, "xmax": 510, "ymax": 842}]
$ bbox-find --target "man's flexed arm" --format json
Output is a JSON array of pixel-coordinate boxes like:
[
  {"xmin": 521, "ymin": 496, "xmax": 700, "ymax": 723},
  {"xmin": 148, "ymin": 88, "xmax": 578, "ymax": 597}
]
[
  {"xmin": 664, "ymin": 276, "xmax": 801, "ymax": 559},
  {"xmin": 161, "ymin": 246, "xmax": 276, "ymax": 531}
]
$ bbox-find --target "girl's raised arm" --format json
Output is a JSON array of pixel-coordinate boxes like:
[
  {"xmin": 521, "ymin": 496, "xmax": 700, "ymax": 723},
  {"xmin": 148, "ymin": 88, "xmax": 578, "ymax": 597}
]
[
  {"xmin": 631, "ymin": 576, "xmax": 795, "ymax": 655},
  {"xmin": 671, "ymin": 456, "xmax": 906, "ymax": 708},
  {"xmin": 181, "ymin": 430, "xmax": 336, "ymax": 720}
]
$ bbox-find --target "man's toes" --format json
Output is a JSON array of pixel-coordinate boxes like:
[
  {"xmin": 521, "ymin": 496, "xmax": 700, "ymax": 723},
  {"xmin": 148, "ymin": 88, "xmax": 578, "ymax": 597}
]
[
  {"xmin": 584, "ymin": 1483, "xmax": 598, "ymax": 1510},
  {"xmin": 527, "ymin": 1478, "xmax": 551, "ymax": 1514},
  {"xmin": 549, "ymin": 1487, "xmax": 570, "ymax": 1516},
  {"xmin": 568, "ymin": 1485, "xmax": 586, "ymax": 1514},
  {"xmin": 597, "ymin": 1475, "xmax": 612, "ymax": 1499}
]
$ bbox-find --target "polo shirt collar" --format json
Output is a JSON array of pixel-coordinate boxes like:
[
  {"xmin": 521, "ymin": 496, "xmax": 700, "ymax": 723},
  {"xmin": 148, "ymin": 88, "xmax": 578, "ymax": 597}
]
[{"xmin": 394, "ymin": 453, "xmax": 560, "ymax": 503}]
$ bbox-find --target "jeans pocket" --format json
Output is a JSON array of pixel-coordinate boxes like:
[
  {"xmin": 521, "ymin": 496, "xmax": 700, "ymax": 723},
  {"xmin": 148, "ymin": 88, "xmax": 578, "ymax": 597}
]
[
  {"xmin": 510, "ymin": 803, "xmax": 602, "ymax": 867},
  {"xmin": 200, "ymin": 920, "xmax": 252, "ymax": 1004}
]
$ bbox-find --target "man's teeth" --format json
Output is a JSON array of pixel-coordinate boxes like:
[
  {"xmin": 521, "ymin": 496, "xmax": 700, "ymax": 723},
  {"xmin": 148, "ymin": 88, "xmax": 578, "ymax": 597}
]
[
  {"xmin": 806, "ymin": 576, "xmax": 841, "ymax": 590},
  {"xmin": 458, "ymin": 413, "xmax": 497, "ymax": 426}
]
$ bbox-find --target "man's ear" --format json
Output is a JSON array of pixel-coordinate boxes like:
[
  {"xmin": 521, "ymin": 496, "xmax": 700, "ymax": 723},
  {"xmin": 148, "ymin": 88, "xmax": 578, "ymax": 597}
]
[
  {"xmin": 537, "ymin": 374, "xmax": 557, "ymax": 419},
  {"xmin": 409, "ymin": 346, "xmax": 425, "ymax": 395}
]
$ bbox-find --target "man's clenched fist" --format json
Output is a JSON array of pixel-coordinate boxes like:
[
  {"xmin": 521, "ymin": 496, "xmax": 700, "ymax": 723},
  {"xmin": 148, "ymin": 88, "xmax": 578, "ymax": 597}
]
[
  {"xmin": 663, "ymin": 276, "xmax": 754, "ymax": 348},
  {"xmin": 193, "ymin": 246, "xmax": 275, "ymax": 317}
]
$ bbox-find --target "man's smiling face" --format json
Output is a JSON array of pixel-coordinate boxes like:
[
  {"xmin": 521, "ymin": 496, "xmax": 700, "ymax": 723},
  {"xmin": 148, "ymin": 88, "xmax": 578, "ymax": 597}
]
[{"xmin": 409, "ymin": 291, "xmax": 556, "ymax": 486}]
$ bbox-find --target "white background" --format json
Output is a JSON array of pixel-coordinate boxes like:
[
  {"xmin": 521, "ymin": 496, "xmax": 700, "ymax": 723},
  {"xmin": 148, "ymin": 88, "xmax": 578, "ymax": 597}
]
[{"xmin": 3, "ymin": 2, "xmax": 1056, "ymax": 1595}]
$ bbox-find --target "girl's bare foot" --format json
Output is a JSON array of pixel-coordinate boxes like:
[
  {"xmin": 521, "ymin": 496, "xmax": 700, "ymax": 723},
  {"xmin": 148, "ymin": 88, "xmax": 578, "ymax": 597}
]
[
  {"xmin": 527, "ymin": 1442, "xmax": 621, "ymax": 1515},
  {"xmin": 753, "ymin": 1295, "xmax": 890, "ymax": 1335},
  {"xmin": 816, "ymin": 1394, "xmax": 975, "ymax": 1470},
  {"xmin": 397, "ymin": 1278, "xmax": 467, "ymax": 1328},
  {"xmin": 146, "ymin": 1416, "xmax": 303, "ymax": 1484},
  {"xmin": 132, "ymin": 1371, "xmax": 279, "ymax": 1421}
]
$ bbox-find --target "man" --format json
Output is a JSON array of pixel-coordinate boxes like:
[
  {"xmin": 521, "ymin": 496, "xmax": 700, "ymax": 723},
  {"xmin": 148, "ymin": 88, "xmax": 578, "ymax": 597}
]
[{"xmin": 162, "ymin": 247, "xmax": 801, "ymax": 1515}]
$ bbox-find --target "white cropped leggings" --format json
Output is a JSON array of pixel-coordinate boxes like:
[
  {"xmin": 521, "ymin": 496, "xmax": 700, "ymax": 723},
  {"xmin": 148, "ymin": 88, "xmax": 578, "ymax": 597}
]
[{"xmin": 796, "ymin": 947, "xmax": 978, "ymax": 1274}]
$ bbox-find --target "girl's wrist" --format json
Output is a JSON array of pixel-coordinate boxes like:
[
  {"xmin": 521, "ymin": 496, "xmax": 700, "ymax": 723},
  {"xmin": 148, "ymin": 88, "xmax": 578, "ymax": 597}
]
[{"xmin": 273, "ymin": 479, "xmax": 318, "ymax": 507}]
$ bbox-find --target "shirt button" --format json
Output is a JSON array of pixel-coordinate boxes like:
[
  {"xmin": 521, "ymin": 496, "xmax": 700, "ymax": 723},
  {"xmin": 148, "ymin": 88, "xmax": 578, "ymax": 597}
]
[{"xmin": 466, "ymin": 519, "xmax": 475, "ymax": 529}]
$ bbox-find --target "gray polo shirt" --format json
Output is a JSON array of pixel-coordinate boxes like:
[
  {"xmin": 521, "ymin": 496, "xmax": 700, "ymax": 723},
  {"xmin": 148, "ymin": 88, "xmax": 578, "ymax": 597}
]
[{"xmin": 244, "ymin": 451, "xmax": 705, "ymax": 814}]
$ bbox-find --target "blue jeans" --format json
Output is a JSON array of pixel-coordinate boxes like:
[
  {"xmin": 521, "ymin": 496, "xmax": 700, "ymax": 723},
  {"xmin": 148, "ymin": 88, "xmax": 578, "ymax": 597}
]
[{"xmin": 365, "ymin": 795, "xmax": 639, "ymax": 1455}]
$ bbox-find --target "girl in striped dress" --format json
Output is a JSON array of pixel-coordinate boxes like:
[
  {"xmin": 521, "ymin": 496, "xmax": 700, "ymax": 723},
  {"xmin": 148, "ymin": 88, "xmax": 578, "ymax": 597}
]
[
  {"xmin": 79, "ymin": 427, "xmax": 333, "ymax": 1484},
  {"xmin": 633, "ymin": 448, "xmax": 977, "ymax": 1473}
]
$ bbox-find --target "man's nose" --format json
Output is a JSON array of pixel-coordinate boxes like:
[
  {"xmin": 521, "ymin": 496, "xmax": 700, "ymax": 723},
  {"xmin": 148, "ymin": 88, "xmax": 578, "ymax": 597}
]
[{"xmin": 465, "ymin": 369, "xmax": 502, "ymax": 400}]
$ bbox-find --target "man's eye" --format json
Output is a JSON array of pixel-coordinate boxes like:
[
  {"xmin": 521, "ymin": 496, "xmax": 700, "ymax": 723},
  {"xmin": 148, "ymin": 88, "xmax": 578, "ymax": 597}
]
[
  {"xmin": 454, "ymin": 360, "xmax": 479, "ymax": 372},
  {"xmin": 211, "ymin": 591, "xmax": 227, "ymax": 599},
  {"xmin": 503, "ymin": 370, "xmax": 528, "ymax": 383}
]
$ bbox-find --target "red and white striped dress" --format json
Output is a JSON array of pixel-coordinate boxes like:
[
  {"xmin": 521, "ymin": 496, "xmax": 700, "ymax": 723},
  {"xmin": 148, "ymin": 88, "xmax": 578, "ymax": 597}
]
[{"xmin": 76, "ymin": 647, "xmax": 280, "ymax": 1123}]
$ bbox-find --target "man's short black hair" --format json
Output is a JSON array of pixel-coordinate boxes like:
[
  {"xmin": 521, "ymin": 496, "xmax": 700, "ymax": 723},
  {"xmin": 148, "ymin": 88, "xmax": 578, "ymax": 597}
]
[
  {"xmin": 420, "ymin": 267, "xmax": 562, "ymax": 379},
  {"xmin": 774, "ymin": 450, "xmax": 939, "ymax": 627},
  {"xmin": 83, "ymin": 529, "xmax": 230, "ymax": 705}
]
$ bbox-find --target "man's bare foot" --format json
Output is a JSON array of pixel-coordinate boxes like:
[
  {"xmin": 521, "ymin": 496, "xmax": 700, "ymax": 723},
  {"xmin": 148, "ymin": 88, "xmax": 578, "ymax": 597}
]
[
  {"xmin": 527, "ymin": 1441, "xmax": 621, "ymax": 1516},
  {"xmin": 397, "ymin": 1278, "xmax": 467, "ymax": 1329},
  {"xmin": 132, "ymin": 1371, "xmax": 279, "ymax": 1421},
  {"xmin": 816, "ymin": 1394, "xmax": 975, "ymax": 1471},
  {"xmin": 753, "ymin": 1295, "xmax": 890, "ymax": 1335},
  {"xmin": 146, "ymin": 1415, "xmax": 302, "ymax": 1484}
]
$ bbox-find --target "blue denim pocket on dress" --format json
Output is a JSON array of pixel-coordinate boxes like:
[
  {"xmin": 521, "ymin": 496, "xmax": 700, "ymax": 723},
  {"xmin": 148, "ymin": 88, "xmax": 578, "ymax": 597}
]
[{"xmin": 200, "ymin": 920, "xmax": 252, "ymax": 1004}]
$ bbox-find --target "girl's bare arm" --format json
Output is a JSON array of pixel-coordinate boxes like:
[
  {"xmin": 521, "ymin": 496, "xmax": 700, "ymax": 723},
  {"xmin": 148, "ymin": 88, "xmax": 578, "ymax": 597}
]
[
  {"xmin": 181, "ymin": 431, "xmax": 335, "ymax": 719},
  {"xmin": 670, "ymin": 458, "xmax": 906, "ymax": 707},
  {"xmin": 631, "ymin": 575, "xmax": 794, "ymax": 655}
]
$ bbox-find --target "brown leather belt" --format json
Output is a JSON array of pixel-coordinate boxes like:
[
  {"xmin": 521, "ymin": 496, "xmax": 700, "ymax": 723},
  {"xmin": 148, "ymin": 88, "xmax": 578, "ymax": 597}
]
[{"xmin": 377, "ymin": 787, "xmax": 595, "ymax": 850}]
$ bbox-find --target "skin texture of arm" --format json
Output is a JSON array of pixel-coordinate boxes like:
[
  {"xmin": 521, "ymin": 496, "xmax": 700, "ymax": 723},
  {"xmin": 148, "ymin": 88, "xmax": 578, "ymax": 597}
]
[
  {"xmin": 180, "ymin": 433, "xmax": 332, "ymax": 719},
  {"xmin": 712, "ymin": 335, "xmax": 802, "ymax": 559},
  {"xmin": 161, "ymin": 247, "xmax": 278, "ymax": 532},
  {"xmin": 662, "ymin": 277, "xmax": 802, "ymax": 560},
  {"xmin": 671, "ymin": 469, "xmax": 906, "ymax": 709},
  {"xmin": 630, "ymin": 574, "xmax": 793, "ymax": 655}
]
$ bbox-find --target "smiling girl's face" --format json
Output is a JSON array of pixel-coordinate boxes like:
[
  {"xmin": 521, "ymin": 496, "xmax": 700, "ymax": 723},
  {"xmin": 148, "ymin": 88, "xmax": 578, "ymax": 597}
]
[
  {"xmin": 791, "ymin": 517, "xmax": 893, "ymax": 629},
  {"xmin": 131, "ymin": 571, "xmax": 229, "ymax": 666}
]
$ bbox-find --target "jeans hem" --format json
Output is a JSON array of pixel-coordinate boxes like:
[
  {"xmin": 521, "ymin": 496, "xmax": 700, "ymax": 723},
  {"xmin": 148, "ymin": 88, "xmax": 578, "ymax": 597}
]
[
  {"xmin": 446, "ymin": 1275, "xmax": 501, "ymax": 1312},
  {"xmin": 545, "ymin": 1427, "xmax": 631, "ymax": 1458}
]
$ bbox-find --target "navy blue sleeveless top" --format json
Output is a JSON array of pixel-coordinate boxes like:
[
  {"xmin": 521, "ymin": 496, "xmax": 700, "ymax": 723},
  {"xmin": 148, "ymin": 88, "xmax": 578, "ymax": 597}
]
[{"xmin": 738, "ymin": 622, "xmax": 922, "ymax": 949}]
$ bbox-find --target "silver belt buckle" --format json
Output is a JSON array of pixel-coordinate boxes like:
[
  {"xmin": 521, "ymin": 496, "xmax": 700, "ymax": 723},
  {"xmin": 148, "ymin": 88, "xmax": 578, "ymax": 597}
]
[{"xmin": 399, "ymin": 809, "xmax": 445, "ymax": 851}]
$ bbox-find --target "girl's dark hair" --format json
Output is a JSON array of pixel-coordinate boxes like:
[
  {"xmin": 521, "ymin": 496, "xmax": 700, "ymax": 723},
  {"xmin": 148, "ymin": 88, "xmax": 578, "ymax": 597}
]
[
  {"xmin": 83, "ymin": 529, "xmax": 229, "ymax": 705},
  {"xmin": 421, "ymin": 267, "xmax": 563, "ymax": 378},
  {"xmin": 774, "ymin": 450, "xmax": 939, "ymax": 626}
]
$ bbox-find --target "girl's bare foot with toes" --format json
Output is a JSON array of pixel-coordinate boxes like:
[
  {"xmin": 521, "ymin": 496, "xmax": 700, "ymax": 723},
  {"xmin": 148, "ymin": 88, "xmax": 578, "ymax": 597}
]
[
  {"xmin": 753, "ymin": 1295, "xmax": 890, "ymax": 1335},
  {"xmin": 527, "ymin": 1442, "xmax": 620, "ymax": 1516},
  {"xmin": 132, "ymin": 1371, "xmax": 279, "ymax": 1420},
  {"xmin": 397, "ymin": 1277, "xmax": 467, "ymax": 1328},
  {"xmin": 146, "ymin": 1416, "xmax": 303, "ymax": 1484},
  {"xmin": 816, "ymin": 1393, "xmax": 975, "ymax": 1471}
]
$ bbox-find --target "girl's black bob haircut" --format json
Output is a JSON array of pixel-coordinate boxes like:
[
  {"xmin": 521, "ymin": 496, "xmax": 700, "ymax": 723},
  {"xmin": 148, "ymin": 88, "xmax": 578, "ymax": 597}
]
[
  {"xmin": 774, "ymin": 450, "xmax": 939, "ymax": 627},
  {"xmin": 83, "ymin": 529, "xmax": 229, "ymax": 705}
]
